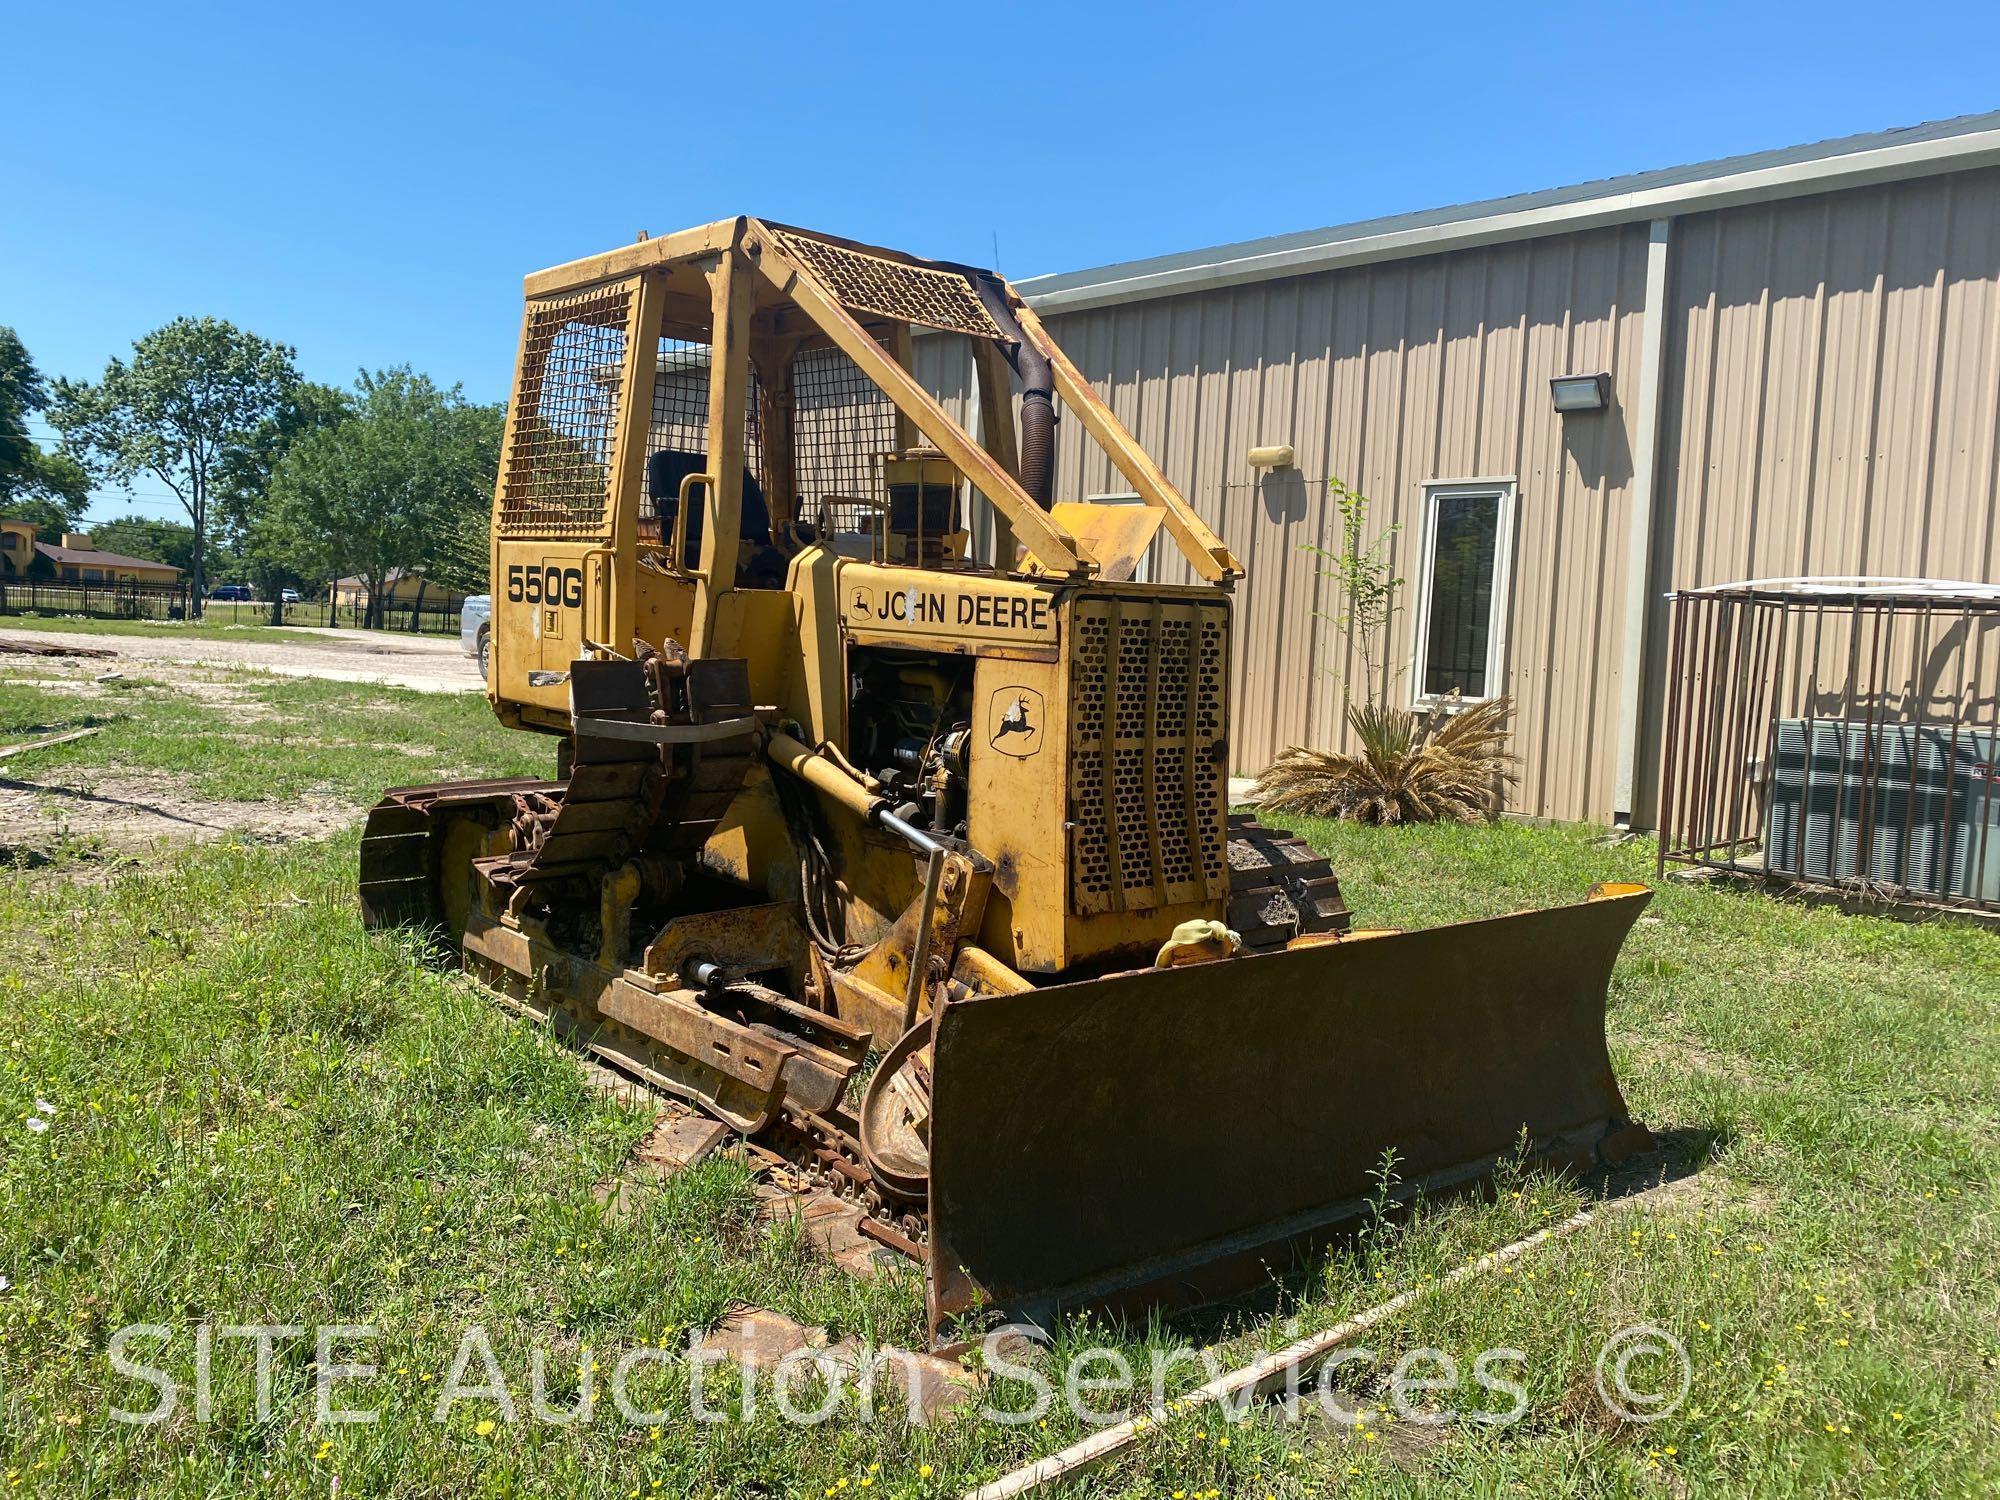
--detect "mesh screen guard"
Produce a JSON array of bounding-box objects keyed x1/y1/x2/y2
[
  {"x1": 498, "y1": 252, "x2": 992, "y2": 561},
  {"x1": 498, "y1": 285, "x2": 634, "y2": 539},
  {"x1": 777, "y1": 232, "x2": 1001, "y2": 339},
  {"x1": 643, "y1": 339, "x2": 764, "y2": 530},
  {"x1": 793, "y1": 346, "x2": 901, "y2": 541}
]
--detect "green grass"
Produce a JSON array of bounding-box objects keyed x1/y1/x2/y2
[
  {"x1": 1, "y1": 707, "x2": 1996, "y2": 1494},
  {"x1": 0, "y1": 670, "x2": 546, "y2": 807},
  {"x1": 0, "y1": 612, "x2": 324, "y2": 647}
]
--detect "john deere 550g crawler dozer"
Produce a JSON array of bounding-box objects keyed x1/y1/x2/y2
[{"x1": 361, "y1": 219, "x2": 1651, "y2": 1339}]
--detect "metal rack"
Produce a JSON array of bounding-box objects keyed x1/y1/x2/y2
[{"x1": 1656, "y1": 577, "x2": 2000, "y2": 912}]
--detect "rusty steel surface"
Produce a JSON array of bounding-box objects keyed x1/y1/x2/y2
[
  {"x1": 1656, "y1": 583, "x2": 2000, "y2": 914},
  {"x1": 925, "y1": 888, "x2": 1649, "y2": 1330},
  {"x1": 859, "y1": 1021, "x2": 934, "y2": 1203},
  {"x1": 358, "y1": 777, "x2": 559, "y2": 930}
]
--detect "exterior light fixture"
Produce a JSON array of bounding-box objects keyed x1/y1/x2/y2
[
  {"x1": 1247, "y1": 443, "x2": 1295, "y2": 469},
  {"x1": 1550, "y1": 373, "x2": 1610, "y2": 413}
]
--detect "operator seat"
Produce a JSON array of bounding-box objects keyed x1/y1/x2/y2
[{"x1": 646, "y1": 449, "x2": 785, "y2": 588}]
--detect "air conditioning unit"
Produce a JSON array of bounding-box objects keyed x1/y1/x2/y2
[{"x1": 1765, "y1": 720, "x2": 2000, "y2": 902}]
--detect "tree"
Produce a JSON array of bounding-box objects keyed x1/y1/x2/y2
[
  {"x1": 1304, "y1": 477, "x2": 1402, "y2": 701},
  {"x1": 88, "y1": 514, "x2": 199, "y2": 572},
  {"x1": 1, "y1": 495, "x2": 79, "y2": 537},
  {"x1": 214, "y1": 380, "x2": 352, "y2": 622},
  {"x1": 49, "y1": 317, "x2": 300, "y2": 610},
  {"x1": 268, "y1": 369, "x2": 500, "y2": 629},
  {"x1": 421, "y1": 402, "x2": 504, "y2": 596},
  {"x1": 0, "y1": 326, "x2": 91, "y2": 527},
  {"x1": 215, "y1": 379, "x2": 351, "y2": 519}
]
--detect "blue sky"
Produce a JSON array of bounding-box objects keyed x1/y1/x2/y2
[{"x1": 8, "y1": 1, "x2": 1998, "y2": 524}]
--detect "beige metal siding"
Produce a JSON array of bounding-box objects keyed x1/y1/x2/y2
[
  {"x1": 1040, "y1": 225, "x2": 1653, "y2": 822},
  {"x1": 910, "y1": 334, "x2": 974, "y2": 425},
  {"x1": 1638, "y1": 168, "x2": 2000, "y2": 824},
  {"x1": 1656, "y1": 168, "x2": 2000, "y2": 586},
  {"x1": 895, "y1": 161, "x2": 2000, "y2": 828}
]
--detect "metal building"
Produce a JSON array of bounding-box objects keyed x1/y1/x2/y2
[{"x1": 931, "y1": 112, "x2": 2000, "y2": 827}]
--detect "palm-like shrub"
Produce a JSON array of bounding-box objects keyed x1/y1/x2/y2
[{"x1": 1251, "y1": 696, "x2": 1516, "y2": 824}]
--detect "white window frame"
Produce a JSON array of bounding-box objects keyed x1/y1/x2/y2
[{"x1": 1408, "y1": 478, "x2": 1517, "y2": 708}]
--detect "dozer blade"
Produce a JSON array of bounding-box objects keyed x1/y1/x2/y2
[{"x1": 924, "y1": 886, "x2": 1651, "y2": 1335}]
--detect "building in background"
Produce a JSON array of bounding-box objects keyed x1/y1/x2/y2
[
  {"x1": 330, "y1": 570, "x2": 461, "y2": 612},
  {"x1": 0, "y1": 519, "x2": 182, "y2": 586},
  {"x1": 933, "y1": 111, "x2": 2000, "y2": 828}
]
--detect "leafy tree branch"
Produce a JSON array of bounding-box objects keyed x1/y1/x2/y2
[{"x1": 49, "y1": 317, "x2": 299, "y2": 609}]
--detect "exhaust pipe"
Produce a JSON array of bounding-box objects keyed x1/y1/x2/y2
[{"x1": 974, "y1": 275, "x2": 1055, "y2": 509}]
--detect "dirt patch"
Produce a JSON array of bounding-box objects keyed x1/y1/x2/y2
[
  {"x1": 1278, "y1": 1386, "x2": 1458, "y2": 1469},
  {"x1": 1611, "y1": 1029, "x2": 1765, "y2": 1091},
  {"x1": 4, "y1": 674, "x2": 116, "y2": 702},
  {"x1": 0, "y1": 625, "x2": 480, "y2": 694},
  {"x1": 340, "y1": 739, "x2": 448, "y2": 757},
  {"x1": 169, "y1": 674, "x2": 286, "y2": 720},
  {"x1": 0, "y1": 772, "x2": 360, "y2": 858}
]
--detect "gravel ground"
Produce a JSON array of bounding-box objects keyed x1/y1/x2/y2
[{"x1": 0, "y1": 624, "x2": 481, "y2": 693}]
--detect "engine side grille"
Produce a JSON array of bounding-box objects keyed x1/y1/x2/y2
[{"x1": 1069, "y1": 596, "x2": 1230, "y2": 915}]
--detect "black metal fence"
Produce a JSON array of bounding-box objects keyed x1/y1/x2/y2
[
  {"x1": 0, "y1": 578, "x2": 191, "y2": 620},
  {"x1": 201, "y1": 595, "x2": 468, "y2": 634},
  {"x1": 0, "y1": 579, "x2": 466, "y2": 635},
  {"x1": 1657, "y1": 578, "x2": 2000, "y2": 913}
]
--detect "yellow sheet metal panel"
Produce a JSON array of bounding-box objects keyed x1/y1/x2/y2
[
  {"x1": 839, "y1": 561, "x2": 1059, "y2": 652},
  {"x1": 492, "y1": 539, "x2": 599, "y2": 714},
  {"x1": 783, "y1": 546, "x2": 851, "y2": 742},
  {"x1": 967, "y1": 656, "x2": 1067, "y2": 971},
  {"x1": 1047, "y1": 500, "x2": 1166, "y2": 581},
  {"x1": 705, "y1": 587, "x2": 796, "y2": 710}
]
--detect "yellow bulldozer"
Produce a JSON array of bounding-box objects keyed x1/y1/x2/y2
[{"x1": 361, "y1": 218, "x2": 1652, "y2": 1340}]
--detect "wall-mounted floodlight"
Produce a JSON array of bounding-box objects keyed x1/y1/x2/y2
[
  {"x1": 1550, "y1": 373, "x2": 1610, "y2": 413},
  {"x1": 1248, "y1": 443, "x2": 1295, "y2": 469}
]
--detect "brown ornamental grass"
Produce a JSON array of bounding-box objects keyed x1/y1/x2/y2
[{"x1": 1251, "y1": 695, "x2": 1517, "y2": 824}]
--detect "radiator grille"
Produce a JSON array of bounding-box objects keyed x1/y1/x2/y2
[
  {"x1": 778, "y1": 232, "x2": 1001, "y2": 339},
  {"x1": 1069, "y1": 597, "x2": 1229, "y2": 914},
  {"x1": 498, "y1": 285, "x2": 634, "y2": 539}
]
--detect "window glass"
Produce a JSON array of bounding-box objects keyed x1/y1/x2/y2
[{"x1": 1422, "y1": 492, "x2": 1501, "y2": 698}]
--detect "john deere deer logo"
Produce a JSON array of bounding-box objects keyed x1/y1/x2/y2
[{"x1": 988, "y1": 687, "x2": 1044, "y2": 759}]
